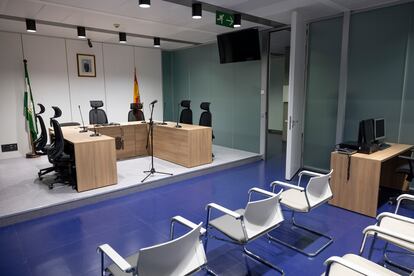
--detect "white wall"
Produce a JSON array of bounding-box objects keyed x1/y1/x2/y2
[
  {"x1": 0, "y1": 31, "x2": 163, "y2": 159},
  {"x1": 103, "y1": 44, "x2": 134, "y2": 123},
  {"x1": 0, "y1": 32, "x2": 25, "y2": 159},
  {"x1": 22, "y1": 35, "x2": 72, "y2": 123},
  {"x1": 134, "y1": 47, "x2": 163, "y2": 120}
]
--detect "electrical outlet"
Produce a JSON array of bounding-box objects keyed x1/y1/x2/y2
[{"x1": 1, "y1": 143, "x2": 18, "y2": 152}]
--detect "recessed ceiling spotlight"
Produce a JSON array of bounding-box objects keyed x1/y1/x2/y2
[
  {"x1": 77, "y1": 26, "x2": 86, "y2": 38},
  {"x1": 234, "y1": 14, "x2": 241, "y2": 28},
  {"x1": 153, "y1": 37, "x2": 160, "y2": 48},
  {"x1": 192, "y1": 3, "x2": 202, "y2": 19},
  {"x1": 138, "y1": 0, "x2": 151, "y2": 8},
  {"x1": 26, "y1": 19, "x2": 36, "y2": 32},
  {"x1": 119, "y1": 32, "x2": 127, "y2": 44}
]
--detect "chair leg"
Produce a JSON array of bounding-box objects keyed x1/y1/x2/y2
[
  {"x1": 267, "y1": 212, "x2": 333, "y2": 257},
  {"x1": 383, "y1": 242, "x2": 414, "y2": 272},
  {"x1": 203, "y1": 265, "x2": 218, "y2": 276},
  {"x1": 243, "y1": 246, "x2": 284, "y2": 275}
]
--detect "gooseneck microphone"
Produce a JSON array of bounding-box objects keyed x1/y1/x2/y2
[
  {"x1": 150, "y1": 100, "x2": 158, "y2": 105},
  {"x1": 78, "y1": 105, "x2": 88, "y2": 133},
  {"x1": 175, "y1": 103, "x2": 182, "y2": 128}
]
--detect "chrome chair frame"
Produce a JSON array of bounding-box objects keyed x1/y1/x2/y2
[
  {"x1": 324, "y1": 224, "x2": 414, "y2": 276},
  {"x1": 375, "y1": 194, "x2": 414, "y2": 272},
  {"x1": 205, "y1": 188, "x2": 285, "y2": 275},
  {"x1": 269, "y1": 170, "x2": 334, "y2": 257},
  {"x1": 97, "y1": 216, "x2": 215, "y2": 276}
]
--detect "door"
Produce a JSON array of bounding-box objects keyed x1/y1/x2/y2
[{"x1": 285, "y1": 11, "x2": 307, "y2": 180}]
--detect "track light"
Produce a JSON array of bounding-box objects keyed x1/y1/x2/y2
[
  {"x1": 77, "y1": 26, "x2": 86, "y2": 38},
  {"x1": 192, "y1": 3, "x2": 202, "y2": 19},
  {"x1": 138, "y1": 0, "x2": 150, "y2": 8},
  {"x1": 87, "y1": 38, "x2": 93, "y2": 48},
  {"x1": 26, "y1": 19, "x2": 36, "y2": 33},
  {"x1": 234, "y1": 14, "x2": 241, "y2": 28},
  {"x1": 119, "y1": 32, "x2": 127, "y2": 44},
  {"x1": 153, "y1": 37, "x2": 160, "y2": 48}
]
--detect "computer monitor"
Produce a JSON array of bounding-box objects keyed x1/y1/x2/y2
[{"x1": 374, "y1": 118, "x2": 386, "y2": 141}]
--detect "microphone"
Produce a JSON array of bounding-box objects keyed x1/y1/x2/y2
[
  {"x1": 175, "y1": 103, "x2": 182, "y2": 128},
  {"x1": 150, "y1": 100, "x2": 158, "y2": 105},
  {"x1": 78, "y1": 105, "x2": 87, "y2": 133}
]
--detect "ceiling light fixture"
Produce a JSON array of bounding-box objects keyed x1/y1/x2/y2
[
  {"x1": 119, "y1": 32, "x2": 127, "y2": 44},
  {"x1": 234, "y1": 14, "x2": 241, "y2": 28},
  {"x1": 192, "y1": 3, "x2": 202, "y2": 19},
  {"x1": 153, "y1": 37, "x2": 160, "y2": 48},
  {"x1": 138, "y1": 0, "x2": 151, "y2": 8},
  {"x1": 26, "y1": 19, "x2": 36, "y2": 33},
  {"x1": 77, "y1": 26, "x2": 86, "y2": 38}
]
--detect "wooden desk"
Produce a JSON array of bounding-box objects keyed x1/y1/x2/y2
[
  {"x1": 330, "y1": 143, "x2": 412, "y2": 217},
  {"x1": 90, "y1": 122, "x2": 148, "y2": 160},
  {"x1": 153, "y1": 122, "x2": 212, "y2": 167},
  {"x1": 60, "y1": 126, "x2": 118, "y2": 192},
  {"x1": 91, "y1": 121, "x2": 213, "y2": 168}
]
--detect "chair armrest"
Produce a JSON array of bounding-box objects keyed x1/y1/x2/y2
[
  {"x1": 270, "y1": 181, "x2": 304, "y2": 193},
  {"x1": 206, "y1": 203, "x2": 242, "y2": 220},
  {"x1": 398, "y1": 155, "x2": 414, "y2": 161},
  {"x1": 97, "y1": 244, "x2": 134, "y2": 273},
  {"x1": 397, "y1": 193, "x2": 414, "y2": 203},
  {"x1": 248, "y1": 187, "x2": 279, "y2": 198},
  {"x1": 299, "y1": 170, "x2": 324, "y2": 178},
  {"x1": 396, "y1": 194, "x2": 414, "y2": 214},
  {"x1": 363, "y1": 225, "x2": 414, "y2": 245},
  {"x1": 376, "y1": 212, "x2": 414, "y2": 225},
  {"x1": 324, "y1": 256, "x2": 375, "y2": 276},
  {"x1": 171, "y1": 216, "x2": 206, "y2": 236}
]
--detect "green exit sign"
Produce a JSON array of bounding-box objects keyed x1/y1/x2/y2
[{"x1": 216, "y1": 11, "x2": 234, "y2": 28}]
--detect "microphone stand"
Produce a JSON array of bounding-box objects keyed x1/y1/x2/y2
[
  {"x1": 160, "y1": 102, "x2": 167, "y2": 125},
  {"x1": 175, "y1": 103, "x2": 182, "y2": 128},
  {"x1": 141, "y1": 102, "x2": 173, "y2": 183},
  {"x1": 78, "y1": 105, "x2": 88, "y2": 133}
]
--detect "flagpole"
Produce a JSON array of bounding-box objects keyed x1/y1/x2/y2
[{"x1": 23, "y1": 59, "x2": 39, "y2": 159}]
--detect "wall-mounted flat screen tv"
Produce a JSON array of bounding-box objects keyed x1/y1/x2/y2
[{"x1": 217, "y1": 28, "x2": 261, "y2": 64}]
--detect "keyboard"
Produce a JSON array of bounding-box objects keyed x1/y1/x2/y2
[{"x1": 379, "y1": 143, "x2": 391, "y2": 150}]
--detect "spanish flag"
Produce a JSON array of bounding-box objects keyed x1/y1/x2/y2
[{"x1": 133, "y1": 67, "x2": 140, "y2": 103}]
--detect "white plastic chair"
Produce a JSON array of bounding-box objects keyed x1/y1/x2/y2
[
  {"x1": 270, "y1": 169, "x2": 334, "y2": 256},
  {"x1": 367, "y1": 194, "x2": 414, "y2": 272},
  {"x1": 323, "y1": 222, "x2": 414, "y2": 276},
  {"x1": 97, "y1": 216, "x2": 215, "y2": 276},
  {"x1": 205, "y1": 187, "x2": 285, "y2": 275}
]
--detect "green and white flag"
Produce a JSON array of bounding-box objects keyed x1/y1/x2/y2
[{"x1": 23, "y1": 59, "x2": 38, "y2": 143}]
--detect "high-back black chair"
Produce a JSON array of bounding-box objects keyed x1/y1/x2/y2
[
  {"x1": 89, "y1": 100, "x2": 108, "y2": 125},
  {"x1": 34, "y1": 103, "x2": 48, "y2": 154},
  {"x1": 199, "y1": 102, "x2": 215, "y2": 139},
  {"x1": 179, "y1": 100, "x2": 193, "y2": 124},
  {"x1": 128, "y1": 103, "x2": 145, "y2": 122},
  {"x1": 38, "y1": 106, "x2": 75, "y2": 189}
]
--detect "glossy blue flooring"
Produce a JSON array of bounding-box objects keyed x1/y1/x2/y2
[{"x1": 1, "y1": 136, "x2": 413, "y2": 276}]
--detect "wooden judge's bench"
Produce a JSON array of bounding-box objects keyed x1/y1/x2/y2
[{"x1": 58, "y1": 121, "x2": 212, "y2": 192}]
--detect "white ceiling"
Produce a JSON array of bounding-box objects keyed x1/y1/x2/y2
[{"x1": 0, "y1": 0, "x2": 407, "y2": 50}]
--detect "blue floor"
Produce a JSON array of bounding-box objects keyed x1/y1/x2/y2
[{"x1": 1, "y1": 136, "x2": 413, "y2": 276}]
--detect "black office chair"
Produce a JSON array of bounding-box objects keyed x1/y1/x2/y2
[
  {"x1": 33, "y1": 103, "x2": 48, "y2": 155},
  {"x1": 179, "y1": 100, "x2": 193, "y2": 124},
  {"x1": 199, "y1": 102, "x2": 215, "y2": 158},
  {"x1": 389, "y1": 150, "x2": 414, "y2": 204},
  {"x1": 199, "y1": 102, "x2": 215, "y2": 139},
  {"x1": 128, "y1": 103, "x2": 145, "y2": 122},
  {"x1": 38, "y1": 106, "x2": 75, "y2": 189},
  {"x1": 89, "y1": 100, "x2": 108, "y2": 125}
]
